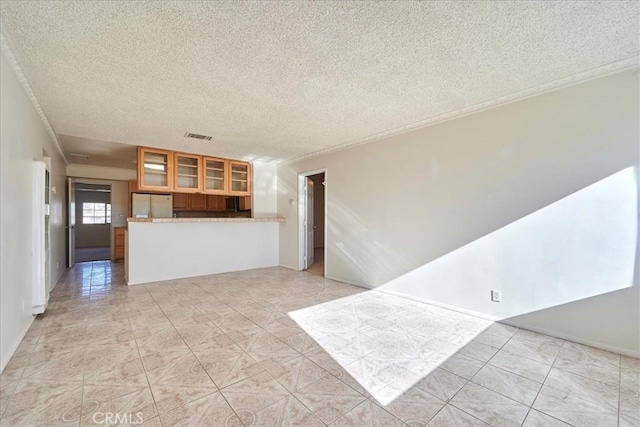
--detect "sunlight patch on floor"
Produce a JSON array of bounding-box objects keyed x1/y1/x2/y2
[{"x1": 289, "y1": 291, "x2": 496, "y2": 406}]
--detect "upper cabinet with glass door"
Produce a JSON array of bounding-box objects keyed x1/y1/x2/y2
[
  {"x1": 174, "y1": 153, "x2": 202, "y2": 193},
  {"x1": 228, "y1": 161, "x2": 251, "y2": 196},
  {"x1": 202, "y1": 157, "x2": 228, "y2": 194},
  {"x1": 137, "y1": 147, "x2": 173, "y2": 191}
]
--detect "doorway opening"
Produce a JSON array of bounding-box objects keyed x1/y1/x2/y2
[
  {"x1": 70, "y1": 182, "x2": 112, "y2": 264},
  {"x1": 298, "y1": 169, "x2": 326, "y2": 276}
]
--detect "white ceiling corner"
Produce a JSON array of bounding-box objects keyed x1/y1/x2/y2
[
  {"x1": 0, "y1": 1, "x2": 638, "y2": 165},
  {"x1": 0, "y1": 32, "x2": 68, "y2": 165}
]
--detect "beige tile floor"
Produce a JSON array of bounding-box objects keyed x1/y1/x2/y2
[{"x1": 0, "y1": 261, "x2": 638, "y2": 426}]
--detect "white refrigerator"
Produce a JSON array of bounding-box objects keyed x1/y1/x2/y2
[{"x1": 132, "y1": 193, "x2": 173, "y2": 218}]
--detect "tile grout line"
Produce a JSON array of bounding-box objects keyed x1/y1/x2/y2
[
  {"x1": 446, "y1": 324, "x2": 521, "y2": 427},
  {"x1": 148, "y1": 282, "x2": 249, "y2": 427},
  {"x1": 617, "y1": 353, "x2": 621, "y2": 427},
  {"x1": 520, "y1": 339, "x2": 574, "y2": 427},
  {"x1": 123, "y1": 283, "x2": 164, "y2": 426}
]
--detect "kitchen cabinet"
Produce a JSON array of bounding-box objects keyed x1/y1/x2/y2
[
  {"x1": 173, "y1": 193, "x2": 188, "y2": 211},
  {"x1": 188, "y1": 193, "x2": 208, "y2": 211},
  {"x1": 174, "y1": 153, "x2": 202, "y2": 193},
  {"x1": 114, "y1": 227, "x2": 126, "y2": 261},
  {"x1": 207, "y1": 195, "x2": 225, "y2": 212},
  {"x1": 136, "y1": 146, "x2": 252, "y2": 199},
  {"x1": 239, "y1": 196, "x2": 251, "y2": 211},
  {"x1": 203, "y1": 157, "x2": 228, "y2": 194},
  {"x1": 229, "y1": 161, "x2": 251, "y2": 196},
  {"x1": 137, "y1": 147, "x2": 173, "y2": 191}
]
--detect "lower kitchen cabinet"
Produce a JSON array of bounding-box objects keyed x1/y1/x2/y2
[
  {"x1": 173, "y1": 193, "x2": 188, "y2": 211},
  {"x1": 114, "y1": 227, "x2": 126, "y2": 261},
  {"x1": 189, "y1": 194, "x2": 208, "y2": 211}
]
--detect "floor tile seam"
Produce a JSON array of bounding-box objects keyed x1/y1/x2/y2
[
  {"x1": 191, "y1": 345, "x2": 266, "y2": 391},
  {"x1": 490, "y1": 343, "x2": 557, "y2": 371},
  {"x1": 530, "y1": 407, "x2": 580, "y2": 427},
  {"x1": 302, "y1": 355, "x2": 366, "y2": 399},
  {"x1": 545, "y1": 351, "x2": 621, "y2": 410},
  {"x1": 465, "y1": 373, "x2": 541, "y2": 408},
  {"x1": 427, "y1": 401, "x2": 489, "y2": 427},
  {"x1": 444, "y1": 326, "x2": 523, "y2": 426},
  {"x1": 550, "y1": 362, "x2": 622, "y2": 387},
  {"x1": 359, "y1": 397, "x2": 411, "y2": 427},
  {"x1": 617, "y1": 355, "x2": 622, "y2": 427},
  {"x1": 523, "y1": 338, "x2": 570, "y2": 427},
  {"x1": 288, "y1": 385, "x2": 363, "y2": 426},
  {"x1": 154, "y1": 389, "x2": 219, "y2": 421},
  {"x1": 281, "y1": 391, "x2": 328, "y2": 426},
  {"x1": 216, "y1": 372, "x2": 288, "y2": 427},
  {"x1": 122, "y1": 303, "x2": 162, "y2": 422},
  {"x1": 473, "y1": 360, "x2": 545, "y2": 388}
]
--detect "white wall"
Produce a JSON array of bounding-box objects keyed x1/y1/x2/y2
[
  {"x1": 252, "y1": 161, "x2": 278, "y2": 217},
  {"x1": 278, "y1": 70, "x2": 640, "y2": 355},
  {"x1": 67, "y1": 164, "x2": 136, "y2": 181},
  {"x1": 0, "y1": 51, "x2": 67, "y2": 371},
  {"x1": 127, "y1": 221, "x2": 280, "y2": 285}
]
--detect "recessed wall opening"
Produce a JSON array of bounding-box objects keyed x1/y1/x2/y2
[
  {"x1": 70, "y1": 181, "x2": 112, "y2": 263},
  {"x1": 298, "y1": 169, "x2": 327, "y2": 276}
]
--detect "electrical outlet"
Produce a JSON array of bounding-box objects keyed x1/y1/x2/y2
[
  {"x1": 491, "y1": 290, "x2": 502, "y2": 302},
  {"x1": 56, "y1": 261, "x2": 59, "y2": 269}
]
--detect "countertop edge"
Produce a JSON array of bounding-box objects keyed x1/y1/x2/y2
[{"x1": 127, "y1": 217, "x2": 285, "y2": 223}]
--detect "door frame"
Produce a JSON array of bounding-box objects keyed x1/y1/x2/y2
[
  {"x1": 297, "y1": 168, "x2": 327, "y2": 275},
  {"x1": 68, "y1": 178, "x2": 114, "y2": 265}
]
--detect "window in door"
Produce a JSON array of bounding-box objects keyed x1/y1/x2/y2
[{"x1": 82, "y1": 203, "x2": 111, "y2": 224}]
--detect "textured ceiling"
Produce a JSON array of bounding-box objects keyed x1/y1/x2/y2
[
  {"x1": 1, "y1": 1, "x2": 638, "y2": 163},
  {"x1": 59, "y1": 135, "x2": 137, "y2": 170}
]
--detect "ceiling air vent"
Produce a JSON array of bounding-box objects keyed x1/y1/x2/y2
[{"x1": 184, "y1": 132, "x2": 213, "y2": 141}]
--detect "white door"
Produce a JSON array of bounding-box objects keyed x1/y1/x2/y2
[
  {"x1": 304, "y1": 177, "x2": 315, "y2": 269},
  {"x1": 67, "y1": 178, "x2": 76, "y2": 268}
]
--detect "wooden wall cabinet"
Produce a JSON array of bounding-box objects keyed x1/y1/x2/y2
[
  {"x1": 228, "y1": 161, "x2": 251, "y2": 196},
  {"x1": 137, "y1": 147, "x2": 173, "y2": 191},
  {"x1": 136, "y1": 147, "x2": 252, "y2": 210},
  {"x1": 174, "y1": 153, "x2": 203, "y2": 193},
  {"x1": 203, "y1": 157, "x2": 228, "y2": 194}
]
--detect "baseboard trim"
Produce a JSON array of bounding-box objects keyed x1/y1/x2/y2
[
  {"x1": 1, "y1": 316, "x2": 34, "y2": 373},
  {"x1": 320, "y1": 278, "x2": 640, "y2": 358},
  {"x1": 500, "y1": 320, "x2": 640, "y2": 358},
  {"x1": 375, "y1": 287, "x2": 502, "y2": 322},
  {"x1": 279, "y1": 264, "x2": 299, "y2": 271}
]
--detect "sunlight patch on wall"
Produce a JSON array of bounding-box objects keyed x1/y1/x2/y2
[{"x1": 382, "y1": 166, "x2": 638, "y2": 318}]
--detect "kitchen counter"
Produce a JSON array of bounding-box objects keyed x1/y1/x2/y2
[
  {"x1": 125, "y1": 218, "x2": 281, "y2": 285},
  {"x1": 127, "y1": 217, "x2": 284, "y2": 223}
]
